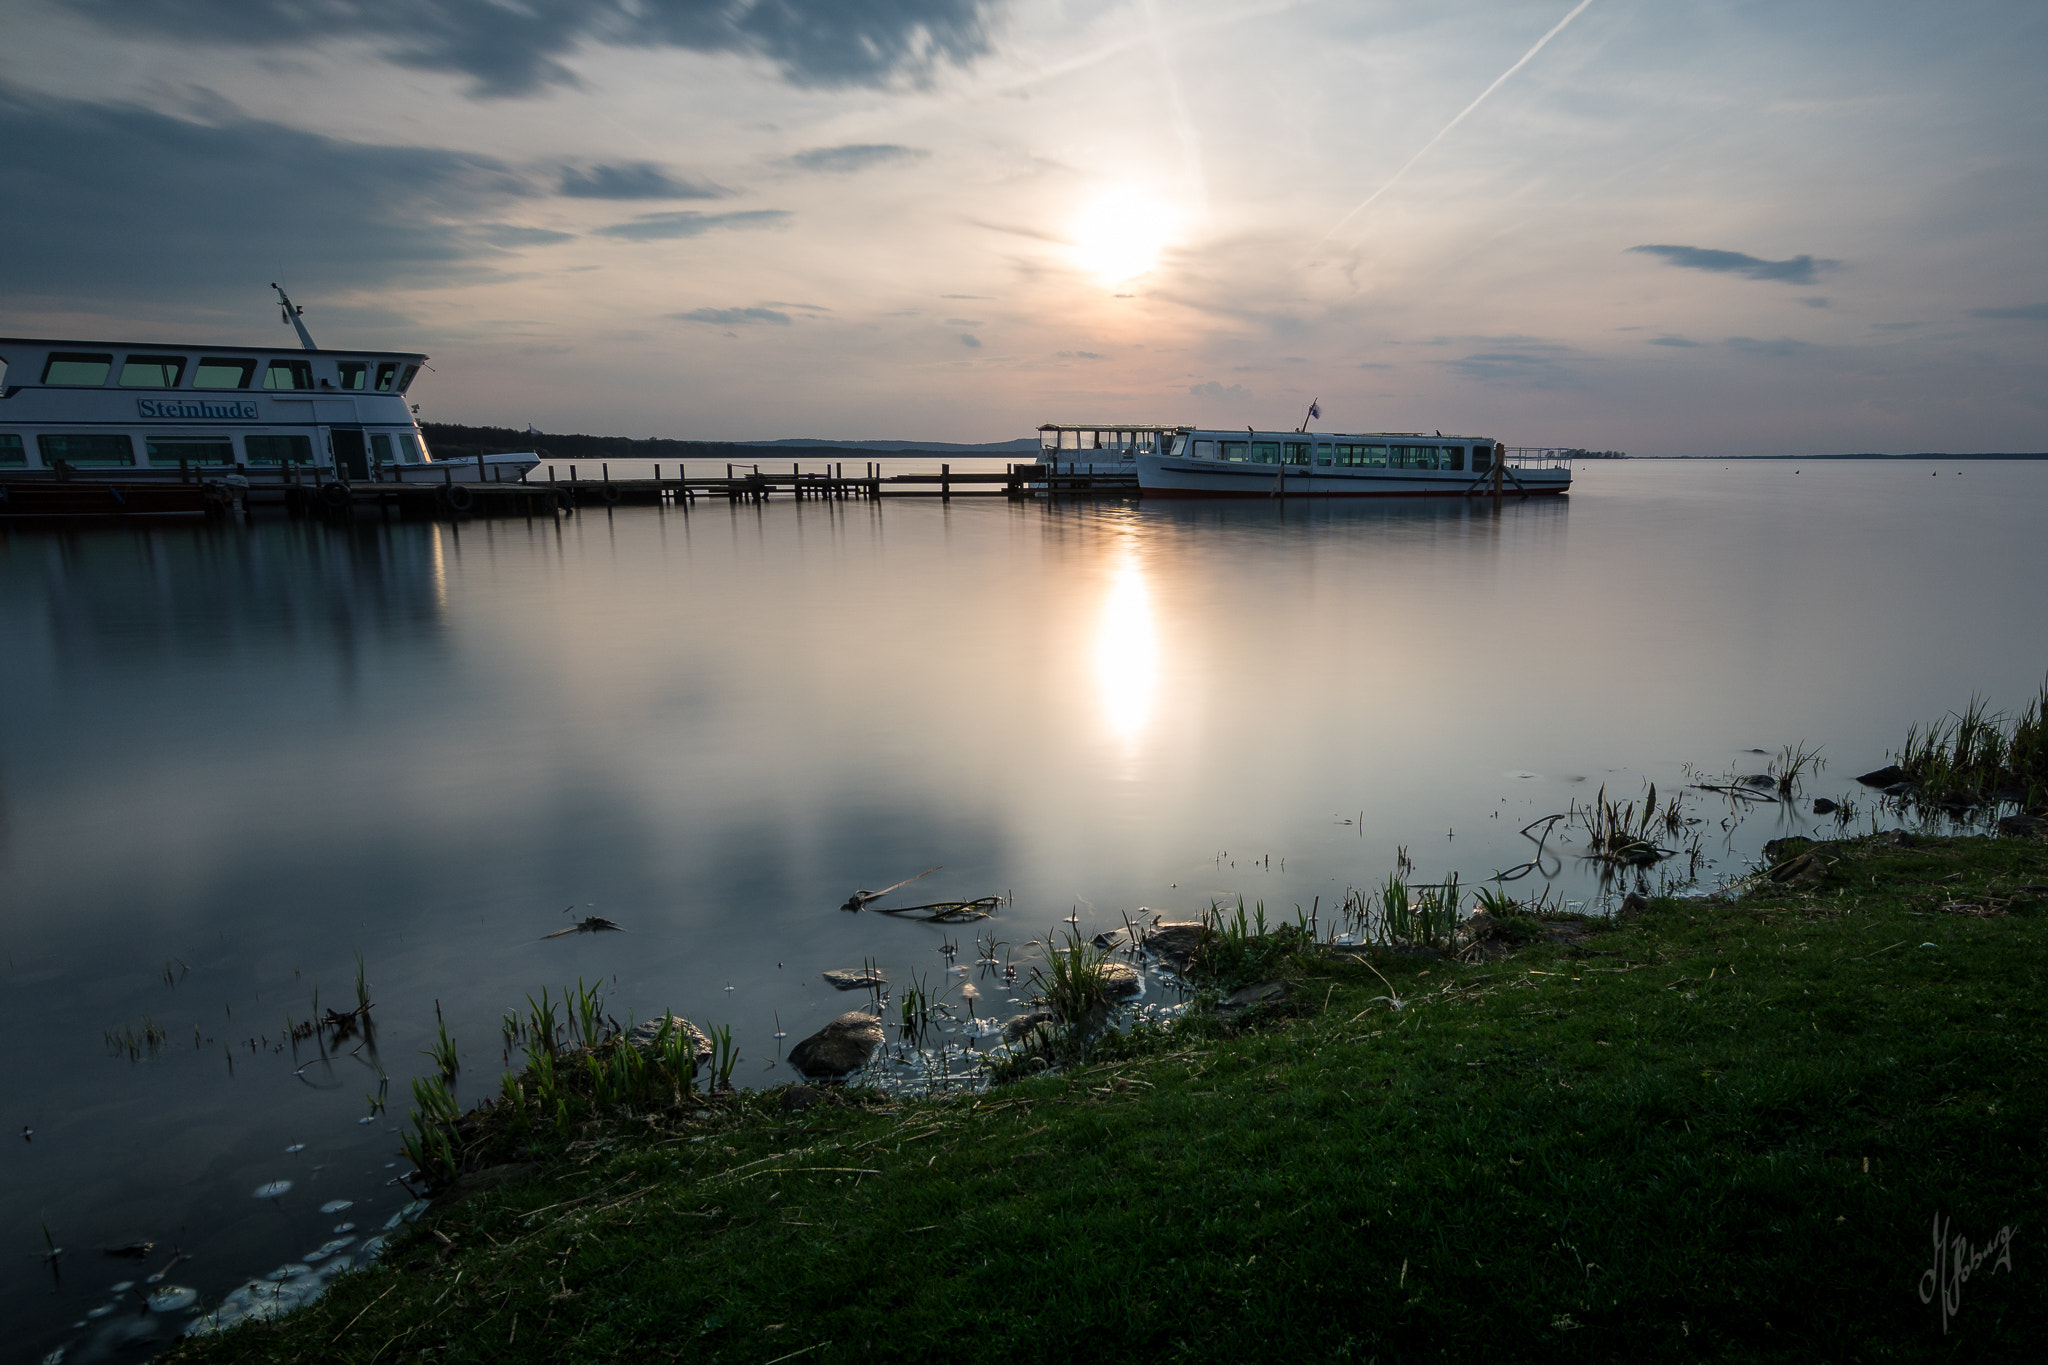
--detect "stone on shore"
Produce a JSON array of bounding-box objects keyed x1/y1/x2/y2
[
  {"x1": 1212, "y1": 981, "x2": 1288, "y2": 1015},
  {"x1": 626, "y1": 1016, "x2": 713, "y2": 1068},
  {"x1": 787, "y1": 1012, "x2": 884, "y2": 1079},
  {"x1": 1142, "y1": 920, "x2": 1212, "y2": 971},
  {"x1": 1002, "y1": 1010, "x2": 1055, "y2": 1043},
  {"x1": 821, "y1": 967, "x2": 886, "y2": 991}
]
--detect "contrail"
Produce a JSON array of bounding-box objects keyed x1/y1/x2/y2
[
  {"x1": 1139, "y1": 0, "x2": 1208, "y2": 207},
  {"x1": 1326, "y1": 0, "x2": 1596, "y2": 237}
]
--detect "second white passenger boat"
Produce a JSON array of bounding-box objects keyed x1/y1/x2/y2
[{"x1": 1038, "y1": 423, "x2": 1572, "y2": 498}]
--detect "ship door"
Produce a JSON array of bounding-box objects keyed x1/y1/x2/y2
[{"x1": 332, "y1": 426, "x2": 369, "y2": 480}]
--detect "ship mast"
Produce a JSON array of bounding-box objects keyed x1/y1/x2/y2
[{"x1": 271, "y1": 283, "x2": 318, "y2": 350}]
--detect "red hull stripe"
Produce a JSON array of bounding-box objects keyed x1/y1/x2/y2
[{"x1": 1138, "y1": 486, "x2": 1569, "y2": 499}]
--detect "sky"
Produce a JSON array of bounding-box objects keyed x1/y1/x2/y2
[{"x1": 0, "y1": 0, "x2": 2043, "y2": 455}]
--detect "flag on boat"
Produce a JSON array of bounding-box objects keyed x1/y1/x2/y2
[{"x1": 1308, "y1": 401, "x2": 1321, "y2": 420}]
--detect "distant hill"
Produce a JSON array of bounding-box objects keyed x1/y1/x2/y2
[
  {"x1": 420, "y1": 423, "x2": 1034, "y2": 462},
  {"x1": 744, "y1": 437, "x2": 1040, "y2": 453}
]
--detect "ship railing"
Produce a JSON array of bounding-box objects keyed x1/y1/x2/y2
[{"x1": 1503, "y1": 447, "x2": 1577, "y2": 470}]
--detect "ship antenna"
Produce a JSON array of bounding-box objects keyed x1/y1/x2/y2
[{"x1": 271, "y1": 283, "x2": 319, "y2": 351}]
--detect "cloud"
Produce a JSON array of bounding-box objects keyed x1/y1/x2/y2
[
  {"x1": 475, "y1": 224, "x2": 575, "y2": 246},
  {"x1": 1189, "y1": 381, "x2": 1249, "y2": 401},
  {"x1": 1057, "y1": 351, "x2": 1104, "y2": 360},
  {"x1": 672, "y1": 307, "x2": 791, "y2": 326},
  {"x1": 70, "y1": 1, "x2": 1000, "y2": 99},
  {"x1": 1649, "y1": 334, "x2": 1703, "y2": 347},
  {"x1": 1967, "y1": 303, "x2": 2048, "y2": 320},
  {"x1": 0, "y1": 88, "x2": 532, "y2": 302},
  {"x1": 1725, "y1": 336, "x2": 1812, "y2": 357},
  {"x1": 1800, "y1": 296, "x2": 1830, "y2": 308},
  {"x1": 960, "y1": 334, "x2": 981, "y2": 348},
  {"x1": 1443, "y1": 352, "x2": 1580, "y2": 388},
  {"x1": 558, "y1": 162, "x2": 724, "y2": 200},
  {"x1": 787, "y1": 143, "x2": 930, "y2": 174},
  {"x1": 1628, "y1": 244, "x2": 1838, "y2": 285},
  {"x1": 593, "y1": 209, "x2": 791, "y2": 241}
]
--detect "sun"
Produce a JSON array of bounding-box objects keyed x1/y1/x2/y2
[{"x1": 1069, "y1": 189, "x2": 1175, "y2": 285}]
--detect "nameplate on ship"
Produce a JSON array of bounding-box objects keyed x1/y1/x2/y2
[{"x1": 137, "y1": 398, "x2": 261, "y2": 420}]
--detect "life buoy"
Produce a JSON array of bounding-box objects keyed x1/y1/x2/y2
[
  {"x1": 442, "y1": 483, "x2": 475, "y2": 513},
  {"x1": 319, "y1": 481, "x2": 351, "y2": 509},
  {"x1": 599, "y1": 481, "x2": 622, "y2": 505}
]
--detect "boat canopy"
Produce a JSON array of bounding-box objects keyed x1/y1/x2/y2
[{"x1": 0, "y1": 338, "x2": 428, "y2": 397}]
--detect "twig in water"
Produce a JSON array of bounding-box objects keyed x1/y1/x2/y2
[
  {"x1": 841, "y1": 866, "x2": 941, "y2": 913},
  {"x1": 541, "y1": 916, "x2": 624, "y2": 940}
]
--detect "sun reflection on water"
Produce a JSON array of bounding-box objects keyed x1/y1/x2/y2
[{"x1": 1095, "y1": 547, "x2": 1159, "y2": 744}]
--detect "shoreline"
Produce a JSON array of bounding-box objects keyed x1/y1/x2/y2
[{"x1": 167, "y1": 826, "x2": 2048, "y2": 1362}]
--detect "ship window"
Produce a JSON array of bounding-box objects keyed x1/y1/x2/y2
[
  {"x1": 371, "y1": 433, "x2": 394, "y2": 463},
  {"x1": 120, "y1": 355, "x2": 187, "y2": 388},
  {"x1": 338, "y1": 362, "x2": 368, "y2": 391},
  {"x1": 397, "y1": 364, "x2": 420, "y2": 392},
  {"x1": 0, "y1": 433, "x2": 24, "y2": 464},
  {"x1": 1220, "y1": 441, "x2": 1248, "y2": 462},
  {"x1": 264, "y1": 359, "x2": 314, "y2": 390},
  {"x1": 1445, "y1": 445, "x2": 1465, "y2": 471},
  {"x1": 1313, "y1": 443, "x2": 1331, "y2": 466},
  {"x1": 1251, "y1": 441, "x2": 1280, "y2": 463},
  {"x1": 375, "y1": 362, "x2": 399, "y2": 392},
  {"x1": 1473, "y1": 444, "x2": 1494, "y2": 472},
  {"x1": 193, "y1": 357, "x2": 257, "y2": 389},
  {"x1": 244, "y1": 434, "x2": 313, "y2": 465},
  {"x1": 408, "y1": 434, "x2": 429, "y2": 463},
  {"x1": 42, "y1": 352, "x2": 113, "y2": 386},
  {"x1": 38, "y1": 433, "x2": 134, "y2": 465},
  {"x1": 147, "y1": 437, "x2": 234, "y2": 466},
  {"x1": 1335, "y1": 443, "x2": 1387, "y2": 467},
  {"x1": 1391, "y1": 444, "x2": 1431, "y2": 470},
  {"x1": 1192, "y1": 439, "x2": 1215, "y2": 459},
  {"x1": 1284, "y1": 442, "x2": 1310, "y2": 464}
]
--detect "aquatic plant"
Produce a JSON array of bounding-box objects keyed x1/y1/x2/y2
[
  {"x1": 422, "y1": 1015, "x2": 459, "y2": 1085},
  {"x1": 1772, "y1": 741, "x2": 1825, "y2": 799},
  {"x1": 707, "y1": 1024, "x2": 738, "y2": 1092},
  {"x1": 1028, "y1": 930, "x2": 1113, "y2": 1026},
  {"x1": 401, "y1": 1075, "x2": 461, "y2": 1183},
  {"x1": 1576, "y1": 784, "x2": 1681, "y2": 865},
  {"x1": 1891, "y1": 680, "x2": 2048, "y2": 811}
]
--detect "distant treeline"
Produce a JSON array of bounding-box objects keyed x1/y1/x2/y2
[{"x1": 420, "y1": 422, "x2": 1026, "y2": 464}]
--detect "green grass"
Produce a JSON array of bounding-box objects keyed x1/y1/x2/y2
[{"x1": 171, "y1": 832, "x2": 2048, "y2": 1363}]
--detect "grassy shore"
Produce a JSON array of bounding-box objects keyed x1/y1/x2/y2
[{"x1": 170, "y1": 831, "x2": 2046, "y2": 1363}]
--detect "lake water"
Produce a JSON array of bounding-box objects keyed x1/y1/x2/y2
[{"x1": 5, "y1": 459, "x2": 2046, "y2": 1361}]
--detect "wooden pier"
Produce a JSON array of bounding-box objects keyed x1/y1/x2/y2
[{"x1": 289, "y1": 461, "x2": 1136, "y2": 520}]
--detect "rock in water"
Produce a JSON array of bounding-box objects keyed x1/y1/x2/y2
[
  {"x1": 787, "y1": 1012, "x2": 883, "y2": 1079},
  {"x1": 1997, "y1": 813, "x2": 2043, "y2": 838},
  {"x1": 627, "y1": 1016, "x2": 714, "y2": 1068},
  {"x1": 821, "y1": 967, "x2": 886, "y2": 991},
  {"x1": 1098, "y1": 961, "x2": 1142, "y2": 999},
  {"x1": 1856, "y1": 765, "x2": 1907, "y2": 788},
  {"x1": 1811, "y1": 797, "x2": 1838, "y2": 814},
  {"x1": 1142, "y1": 920, "x2": 1212, "y2": 971}
]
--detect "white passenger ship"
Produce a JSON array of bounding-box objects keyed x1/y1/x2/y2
[
  {"x1": 1039, "y1": 424, "x2": 1572, "y2": 498},
  {"x1": 0, "y1": 288, "x2": 536, "y2": 489}
]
